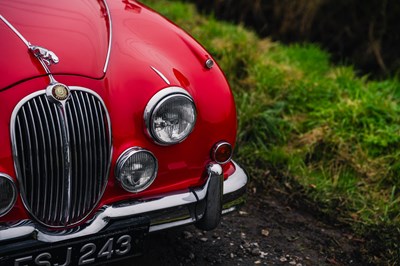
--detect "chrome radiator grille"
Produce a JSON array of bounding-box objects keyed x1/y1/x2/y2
[{"x1": 11, "y1": 88, "x2": 111, "y2": 227}]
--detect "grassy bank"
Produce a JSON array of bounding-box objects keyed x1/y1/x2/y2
[{"x1": 141, "y1": 0, "x2": 400, "y2": 263}]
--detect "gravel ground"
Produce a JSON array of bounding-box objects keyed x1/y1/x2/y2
[{"x1": 109, "y1": 189, "x2": 365, "y2": 266}]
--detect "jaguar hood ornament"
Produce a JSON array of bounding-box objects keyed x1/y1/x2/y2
[
  {"x1": 0, "y1": 14, "x2": 58, "y2": 79},
  {"x1": 0, "y1": 13, "x2": 71, "y2": 104},
  {"x1": 0, "y1": 0, "x2": 111, "y2": 90},
  {"x1": 29, "y1": 45, "x2": 59, "y2": 66}
]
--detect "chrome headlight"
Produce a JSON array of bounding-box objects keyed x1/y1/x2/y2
[
  {"x1": 0, "y1": 173, "x2": 17, "y2": 217},
  {"x1": 144, "y1": 87, "x2": 196, "y2": 145},
  {"x1": 115, "y1": 147, "x2": 158, "y2": 193}
]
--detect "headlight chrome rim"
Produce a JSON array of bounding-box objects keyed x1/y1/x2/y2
[
  {"x1": 115, "y1": 147, "x2": 158, "y2": 193},
  {"x1": 144, "y1": 87, "x2": 197, "y2": 145},
  {"x1": 0, "y1": 173, "x2": 17, "y2": 217}
]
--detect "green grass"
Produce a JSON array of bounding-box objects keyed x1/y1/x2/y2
[{"x1": 140, "y1": 0, "x2": 400, "y2": 263}]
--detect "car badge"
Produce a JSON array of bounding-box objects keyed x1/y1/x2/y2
[
  {"x1": 52, "y1": 84, "x2": 70, "y2": 101},
  {"x1": 46, "y1": 83, "x2": 70, "y2": 103}
]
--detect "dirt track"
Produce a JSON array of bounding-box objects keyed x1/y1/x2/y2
[{"x1": 110, "y1": 188, "x2": 365, "y2": 266}]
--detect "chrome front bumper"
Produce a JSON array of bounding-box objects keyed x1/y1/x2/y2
[{"x1": 0, "y1": 161, "x2": 247, "y2": 244}]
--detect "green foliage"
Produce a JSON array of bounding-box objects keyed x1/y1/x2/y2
[{"x1": 141, "y1": 0, "x2": 400, "y2": 263}]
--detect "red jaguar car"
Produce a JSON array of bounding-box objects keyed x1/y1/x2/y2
[{"x1": 0, "y1": 0, "x2": 247, "y2": 265}]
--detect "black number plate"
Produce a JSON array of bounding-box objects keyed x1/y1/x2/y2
[{"x1": 2, "y1": 222, "x2": 148, "y2": 266}]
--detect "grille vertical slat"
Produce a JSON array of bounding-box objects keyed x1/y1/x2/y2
[
  {"x1": 85, "y1": 94, "x2": 97, "y2": 206},
  {"x1": 97, "y1": 101, "x2": 109, "y2": 196},
  {"x1": 37, "y1": 96, "x2": 54, "y2": 224},
  {"x1": 15, "y1": 117, "x2": 25, "y2": 189},
  {"x1": 70, "y1": 96, "x2": 84, "y2": 220},
  {"x1": 31, "y1": 98, "x2": 47, "y2": 221},
  {"x1": 79, "y1": 92, "x2": 93, "y2": 213},
  {"x1": 74, "y1": 92, "x2": 90, "y2": 215},
  {"x1": 66, "y1": 103, "x2": 77, "y2": 221},
  {"x1": 44, "y1": 99, "x2": 62, "y2": 223},
  {"x1": 20, "y1": 108, "x2": 35, "y2": 210},
  {"x1": 40, "y1": 97, "x2": 59, "y2": 222},
  {"x1": 53, "y1": 103, "x2": 65, "y2": 224},
  {"x1": 92, "y1": 97, "x2": 103, "y2": 201},
  {"x1": 12, "y1": 89, "x2": 111, "y2": 227},
  {"x1": 77, "y1": 95, "x2": 86, "y2": 219},
  {"x1": 67, "y1": 100, "x2": 79, "y2": 219},
  {"x1": 89, "y1": 96, "x2": 97, "y2": 204},
  {"x1": 26, "y1": 102, "x2": 42, "y2": 217}
]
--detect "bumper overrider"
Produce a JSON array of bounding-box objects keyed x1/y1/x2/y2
[{"x1": 0, "y1": 161, "x2": 247, "y2": 262}]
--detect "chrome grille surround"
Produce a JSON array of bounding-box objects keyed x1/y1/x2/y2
[{"x1": 10, "y1": 87, "x2": 112, "y2": 228}]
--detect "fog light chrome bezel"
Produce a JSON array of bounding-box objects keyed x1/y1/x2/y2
[
  {"x1": 0, "y1": 173, "x2": 17, "y2": 217},
  {"x1": 115, "y1": 147, "x2": 158, "y2": 193}
]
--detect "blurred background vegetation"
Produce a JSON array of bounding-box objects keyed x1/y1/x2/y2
[
  {"x1": 188, "y1": 0, "x2": 400, "y2": 78},
  {"x1": 141, "y1": 0, "x2": 400, "y2": 264}
]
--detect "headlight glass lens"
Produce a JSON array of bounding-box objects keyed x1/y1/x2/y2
[
  {"x1": 150, "y1": 94, "x2": 196, "y2": 145},
  {"x1": 0, "y1": 174, "x2": 17, "y2": 216},
  {"x1": 116, "y1": 148, "x2": 158, "y2": 193}
]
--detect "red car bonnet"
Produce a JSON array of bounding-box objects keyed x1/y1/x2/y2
[{"x1": 0, "y1": 0, "x2": 109, "y2": 90}]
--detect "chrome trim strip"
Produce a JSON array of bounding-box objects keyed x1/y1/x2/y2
[
  {"x1": 149, "y1": 217, "x2": 195, "y2": 233},
  {"x1": 36, "y1": 97, "x2": 49, "y2": 222},
  {"x1": 102, "y1": 0, "x2": 112, "y2": 73},
  {"x1": 66, "y1": 98, "x2": 78, "y2": 220},
  {"x1": 0, "y1": 173, "x2": 17, "y2": 217},
  {"x1": 150, "y1": 66, "x2": 171, "y2": 85},
  {"x1": 59, "y1": 96, "x2": 72, "y2": 225},
  {"x1": 0, "y1": 14, "x2": 30, "y2": 47},
  {"x1": 0, "y1": 161, "x2": 247, "y2": 243},
  {"x1": 0, "y1": 225, "x2": 35, "y2": 241},
  {"x1": 52, "y1": 101, "x2": 64, "y2": 222}
]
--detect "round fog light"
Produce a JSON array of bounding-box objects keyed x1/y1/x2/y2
[
  {"x1": 0, "y1": 174, "x2": 17, "y2": 217},
  {"x1": 116, "y1": 147, "x2": 158, "y2": 193},
  {"x1": 212, "y1": 142, "x2": 233, "y2": 164}
]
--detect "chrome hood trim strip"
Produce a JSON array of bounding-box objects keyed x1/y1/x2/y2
[
  {"x1": 102, "y1": 0, "x2": 112, "y2": 73},
  {"x1": 0, "y1": 14, "x2": 30, "y2": 47},
  {"x1": 150, "y1": 66, "x2": 171, "y2": 85}
]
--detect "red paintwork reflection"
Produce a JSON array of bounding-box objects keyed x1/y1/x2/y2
[{"x1": 0, "y1": 0, "x2": 109, "y2": 90}]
